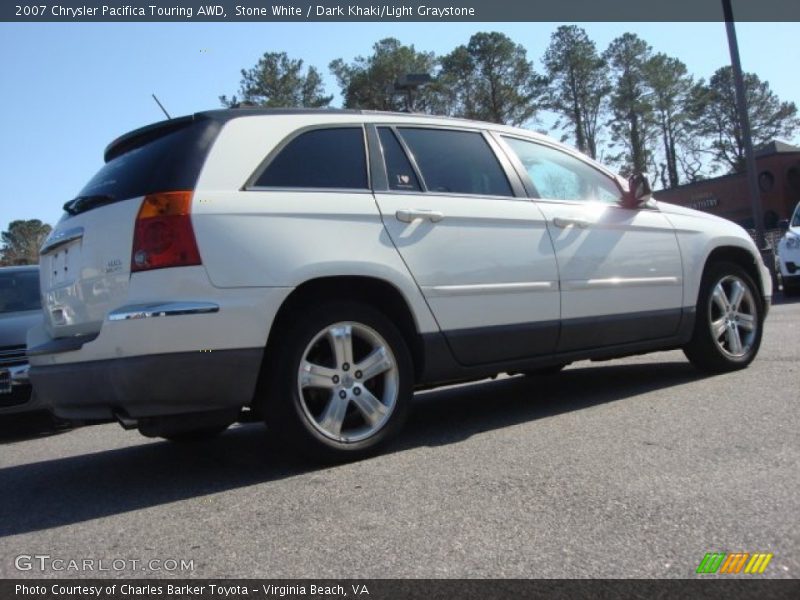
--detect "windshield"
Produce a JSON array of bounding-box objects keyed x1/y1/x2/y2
[
  {"x1": 0, "y1": 270, "x2": 41, "y2": 314},
  {"x1": 792, "y1": 204, "x2": 800, "y2": 227}
]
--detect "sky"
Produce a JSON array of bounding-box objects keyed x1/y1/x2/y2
[{"x1": 1, "y1": 21, "x2": 799, "y2": 228}]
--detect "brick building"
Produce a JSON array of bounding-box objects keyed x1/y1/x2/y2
[{"x1": 654, "y1": 141, "x2": 800, "y2": 229}]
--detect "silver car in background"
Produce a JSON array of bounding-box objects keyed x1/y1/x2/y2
[{"x1": 0, "y1": 265, "x2": 45, "y2": 416}]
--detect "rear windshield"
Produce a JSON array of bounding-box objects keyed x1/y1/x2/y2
[
  {"x1": 0, "y1": 270, "x2": 40, "y2": 314},
  {"x1": 74, "y1": 118, "x2": 221, "y2": 212}
]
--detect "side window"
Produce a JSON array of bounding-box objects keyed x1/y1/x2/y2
[
  {"x1": 503, "y1": 136, "x2": 622, "y2": 203},
  {"x1": 254, "y1": 127, "x2": 368, "y2": 189},
  {"x1": 378, "y1": 128, "x2": 421, "y2": 192},
  {"x1": 397, "y1": 128, "x2": 513, "y2": 197}
]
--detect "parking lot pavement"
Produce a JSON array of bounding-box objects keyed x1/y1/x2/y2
[{"x1": 1, "y1": 299, "x2": 798, "y2": 579}]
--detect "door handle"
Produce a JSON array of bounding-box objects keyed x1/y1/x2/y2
[
  {"x1": 553, "y1": 216, "x2": 590, "y2": 229},
  {"x1": 396, "y1": 209, "x2": 444, "y2": 223}
]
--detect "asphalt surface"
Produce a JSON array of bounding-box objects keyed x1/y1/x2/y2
[{"x1": 1, "y1": 298, "x2": 798, "y2": 579}]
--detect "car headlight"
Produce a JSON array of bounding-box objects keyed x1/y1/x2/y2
[{"x1": 786, "y1": 236, "x2": 800, "y2": 250}]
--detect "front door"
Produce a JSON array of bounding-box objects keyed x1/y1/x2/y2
[{"x1": 498, "y1": 135, "x2": 684, "y2": 352}]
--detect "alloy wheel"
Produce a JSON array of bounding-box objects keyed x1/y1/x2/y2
[
  {"x1": 296, "y1": 321, "x2": 399, "y2": 443},
  {"x1": 708, "y1": 275, "x2": 758, "y2": 358}
]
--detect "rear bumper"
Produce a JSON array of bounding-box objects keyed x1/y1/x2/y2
[{"x1": 29, "y1": 348, "x2": 263, "y2": 420}]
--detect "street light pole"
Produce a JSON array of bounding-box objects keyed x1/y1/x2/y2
[
  {"x1": 392, "y1": 74, "x2": 432, "y2": 112},
  {"x1": 721, "y1": 0, "x2": 767, "y2": 252}
]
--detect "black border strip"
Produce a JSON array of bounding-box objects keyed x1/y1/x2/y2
[
  {"x1": 2, "y1": 579, "x2": 799, "y2": 600},
  {"x1": 4, "y1": 0, "x2": 799, "y2": 23}
]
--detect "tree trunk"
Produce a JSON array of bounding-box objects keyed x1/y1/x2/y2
[{"x1": 630, "y1": 112, "x2": 645, "y2": 174}]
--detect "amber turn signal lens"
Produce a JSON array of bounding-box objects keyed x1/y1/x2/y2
[{"x1": 131, "y1": 191, "x2": 201, "y2": 272}]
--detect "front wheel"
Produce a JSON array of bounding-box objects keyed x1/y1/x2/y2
[
  {"x1": 265, "y1": 301, "x2": 413, "y2": 462},
  {"x1": 683, "y1": 261, "x2": 764, "y2": 373}
]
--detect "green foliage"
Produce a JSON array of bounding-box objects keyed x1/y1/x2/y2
[
  {"x1": 220, "y1": 51, "x2": 332, "y2": 108},
  {"x1": 440, "y1": 32, "x2": 546, "y2": 126},
  {"x1": 690, "y1": 66, "x2": 799, "y2": 173},
  {"x1": 603, "y1": 33, "x2": 655, "y2": 177},
  {"x1": 543, "y1": 25, "x2": 609, "y2": 159},
  {"x1": 643, "y1": 53, "x2": 701, "y2": 187},
  {"x1": 219, "y1": 30, "x2": 799, "y2": 187},
  {"x1": 330, "y1": 38, "x2": 439, "y2": 112},
  {"x1": 1, "y1": 220, "x2": 52, "y2": 266}
]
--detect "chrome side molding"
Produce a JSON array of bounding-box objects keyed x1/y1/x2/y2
[
  {"x1": 40, "y1": 226, "x2": 84, "y2": 255},
  {"x1": 108, "y1": 301, "x2": 220, "y2": 321}
]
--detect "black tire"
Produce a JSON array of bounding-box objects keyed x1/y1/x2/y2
[
  {"x1": 265, "y1": 301, "x2": 413, "y2": 463},
  {"x1": 683, "y1": 261, "x2": 764, "y2": 373},
  {"x1": 161, "y1": 423, "x2": 230, "y2": 443}
]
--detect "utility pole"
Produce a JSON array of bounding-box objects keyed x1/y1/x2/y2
[{"x1": 721, "y1": 0, "x2": 769, "y2": 259}]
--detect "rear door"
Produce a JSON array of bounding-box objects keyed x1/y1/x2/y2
[
  {"x1": 498, "y1": 135, "x2": 684, "y2": 352},
  {"x1": 370, "y1": 125, "x2": 560, "y2": 366}
]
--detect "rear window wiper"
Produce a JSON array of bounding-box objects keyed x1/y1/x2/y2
[{"x1": 63, "y1": 194, "x2": 116, "y2": 216}]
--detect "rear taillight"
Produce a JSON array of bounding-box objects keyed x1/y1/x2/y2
[{"x1": 131, "y1": 191, "x2": 201, "y2": 272}]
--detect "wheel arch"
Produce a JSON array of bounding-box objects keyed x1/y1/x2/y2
[
  {"x1": 699, "y1": 245, "x2": 766, "y2": 303},
  {"x1": 261, "y1": 276, "x2": 427, "y2": 390}
]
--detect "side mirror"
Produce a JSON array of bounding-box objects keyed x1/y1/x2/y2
[
  {"x1": 623, "y1": 173, "x2": 652, "y2": 208},
  {"x1": 778, "y1": 219, "x2": 790, "y2": 232}
]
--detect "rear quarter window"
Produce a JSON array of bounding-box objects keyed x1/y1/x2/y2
[{"x1": 253, "y1": 127, "x2": 368, "y2": 190}]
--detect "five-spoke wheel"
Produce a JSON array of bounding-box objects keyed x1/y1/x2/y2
[
  {"x1": 684, "y1": 262, "x2": 763, "y2": 372},
  {"x1": 707, "y1": 275, "x2": 758, "y2": 358},
  {"x1": 297, "y1": 322, "x2": 399, "y2": 443},
  {"x1": 266, "y1": 301, "x2": 412, "y2": 462}
]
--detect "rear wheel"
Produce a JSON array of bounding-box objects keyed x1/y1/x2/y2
[
  {"x1": 683, "y1": 261, "x2": 763, "y2": 372},
  {"x1": 265, "y1": 301, "x2": 412, "y2": 462}
]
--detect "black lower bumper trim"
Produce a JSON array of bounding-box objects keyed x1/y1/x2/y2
[
  {"x1": 29, "y1": 348, "x2": 264, "y2": 420},
  {"x1": 27, "y1": 332, "x2": 99, "y2": 357}
]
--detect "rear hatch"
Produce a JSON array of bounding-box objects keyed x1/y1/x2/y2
[{"x1": 39, "y1": 115, "x2": 222, "y2": 338}]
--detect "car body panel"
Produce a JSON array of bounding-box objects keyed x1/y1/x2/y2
[
  {"x1": 29, "y1": 266, "x2": 291, "y2": 365},
  {"x1": 38, "y1": 199, "x2": 139, "y2": 339},
  {"x1": 189, "y1": 189, "x2": 439, "y2": 335},
  {"x1": 657, "y1": 200, "x2": 773, "y2": 304},
  {"x1": 0, "y1": 309, "x2": 41, "y2": 344}
]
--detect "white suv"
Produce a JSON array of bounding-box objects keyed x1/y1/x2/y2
[
  {"x1": 777, "y1": 202, "x2": 800, "y2": 295},
  {"x1": 28, "y1": 109, "x2": 772, "y2": 460}
]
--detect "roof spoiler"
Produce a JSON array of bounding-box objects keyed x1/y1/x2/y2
[{"x1": 103, "y1": 114, "x2": 199, "y2": 162}]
